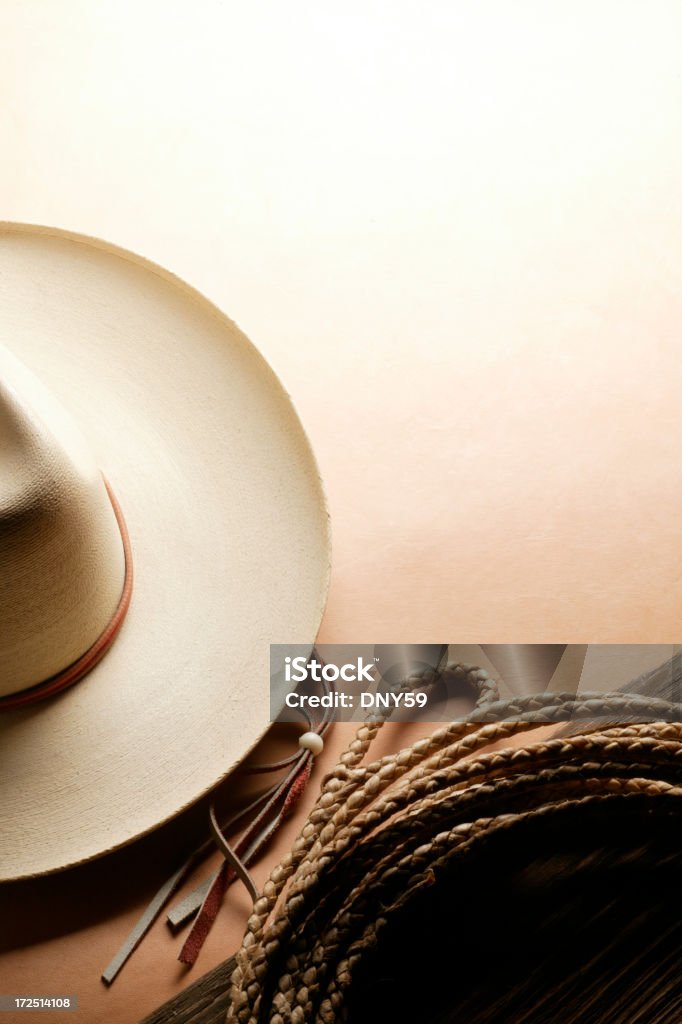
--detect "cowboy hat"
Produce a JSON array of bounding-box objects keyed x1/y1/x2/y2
[{"x1": 0, "y1": 222, "x2": 330, "y2": 880}]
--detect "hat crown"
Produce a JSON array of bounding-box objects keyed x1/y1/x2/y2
[{"x1": 0, "y1": 345, "x2": 125, "y2": 699}]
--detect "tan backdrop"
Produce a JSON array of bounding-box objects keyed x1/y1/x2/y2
[{"x1": 1, "y1": 1, "x2": 682, "y2": 1020}]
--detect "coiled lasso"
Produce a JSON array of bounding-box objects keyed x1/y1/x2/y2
[{"x1": 227, "y1": 663, "x2": 682, "y2": 1024}]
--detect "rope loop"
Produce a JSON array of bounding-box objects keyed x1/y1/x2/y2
[{"x1": 227, "y1": 680, "x2": 682, "y2": 1024}]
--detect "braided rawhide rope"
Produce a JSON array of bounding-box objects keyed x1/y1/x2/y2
[{"x1": 227, "y1": 663, "x2": 682, "y2": 1024}]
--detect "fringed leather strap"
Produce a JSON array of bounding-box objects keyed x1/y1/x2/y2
[
  {"x1": 178, "y1": 755, "x2": 313, "y2": 966},
  {"x1": 103, "y1": 676, "x2": 333, "y2": 984}
]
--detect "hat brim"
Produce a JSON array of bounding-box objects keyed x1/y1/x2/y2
[{"x1": 0, "y1": 223, "x2": 330, "y2": 880}]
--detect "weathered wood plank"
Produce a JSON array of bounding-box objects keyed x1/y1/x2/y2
[{"x1": 140, "y1": 955, "x2": 235, "y2": 1024}]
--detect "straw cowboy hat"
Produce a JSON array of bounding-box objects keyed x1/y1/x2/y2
[{"x1": 0, "y1": 222, "x2": 330, "y2": 881}]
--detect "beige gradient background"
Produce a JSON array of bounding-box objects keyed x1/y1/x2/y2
[{"x1": 2, "y1": 1, "x2": 682, "y2": 1021}]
